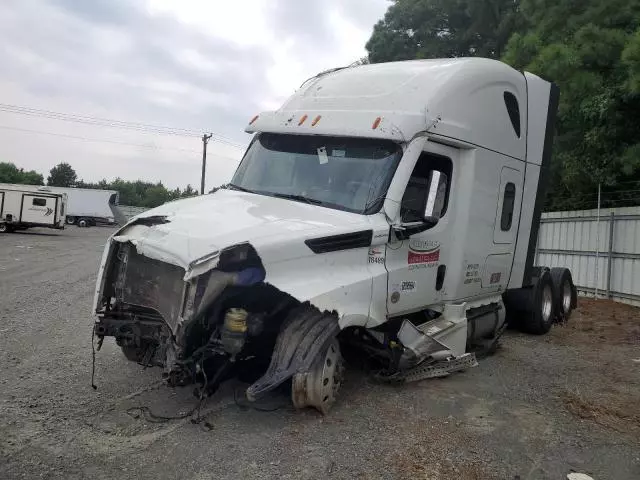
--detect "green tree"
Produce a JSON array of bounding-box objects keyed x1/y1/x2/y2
[
  {"x1": 20, "y1": 170, "x2": 45, "y2": 185},
  {"x1": 0, "y1": 162, "x2": 25, "y2": 183},
  {"x1": 366, "y1": 0, "x2": 523, "y2": 63},
  {"x1": 181, "y1": 184, "x2": 197, "y2": 198},
  {"x1": 47, "y1": 162, "x2": 77, "y2": 187},
  {"x1": 0, "y1": 162, "x2": 44, "y2": 185},
  {"x1": 503, "y1": 0, "x2": 640, "y2": 209}
]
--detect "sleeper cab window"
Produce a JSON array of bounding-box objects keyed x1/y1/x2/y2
[
  {"x1": 400, "y1": 152, "x2": 452, "y2": 223},
  {"x1": 32, "y1": 198, "x2": 47, "y2": 207},
  {"x1": 501, "y1": 182, "x2": 516, "y2": 231},
  {"x1": 504, "y1": 92, "x2": 521, "y2": 138}
]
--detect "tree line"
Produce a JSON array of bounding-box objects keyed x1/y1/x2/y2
[
  {"x1": 366, "y1": 0, "x2": 640, "y2": 210},
  {"x1": 0, "y1": 161, "x2": 199, "y2": 208}
]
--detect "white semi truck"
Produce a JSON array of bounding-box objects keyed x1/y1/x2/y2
[
  {"x1": 38, "y1": 186, "x2": 120, "y2": 227},
  {"x1": 92, "y1": 58, "x2": 577, "y2": 414},
  {"x1": 0, "y1": 183, "x2": 67, "y2": 233}
]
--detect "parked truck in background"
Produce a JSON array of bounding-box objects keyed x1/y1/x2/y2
[
  {"x1": 0, "y1": 183, "x2": 67, "y2": 233},
  {"x1": 37, "y1": 186, "x2": 119, "y2": 227},
  {"x1": 92, "y1": 58, "x2": 578, "y2": 414}
]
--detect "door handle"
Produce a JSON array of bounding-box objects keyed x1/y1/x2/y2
[{"x1": 436, "y1": 265, "x2": 446, "y2": 291}]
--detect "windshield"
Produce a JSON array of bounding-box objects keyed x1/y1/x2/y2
[{"x1": 230, "y1": 133, "x2": 402, "y2": 214}]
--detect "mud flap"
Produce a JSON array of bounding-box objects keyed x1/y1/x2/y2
[{"x1": 245, "y1": 303, "x2": 340, "y2": 401}]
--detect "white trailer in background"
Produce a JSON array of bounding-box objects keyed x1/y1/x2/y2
[
  {"x1": 35, "y1": 186, "x2": 120, "y2": 227},
  {"x1": 0, "y1": 183, "x2": 67, "y2": 233}
]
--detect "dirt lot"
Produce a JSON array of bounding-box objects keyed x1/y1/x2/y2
[{"x1": 1, "y1": 227, "x2": 639, "y2": 480}]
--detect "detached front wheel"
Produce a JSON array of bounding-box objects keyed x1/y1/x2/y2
[{"x1": 292, "y1": 338, "x2": 345, "y2": 415}]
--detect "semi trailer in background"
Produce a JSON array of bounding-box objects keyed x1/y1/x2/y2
[
  {"x1": 35, "y1": 186, "x2": 119, "y2": 227},
  {"x1": 0, "y1": 183, "x2": 67, "y2": 233},
  {"x1": 92, "y1": 57, "x2": 578, "y2": 414}
]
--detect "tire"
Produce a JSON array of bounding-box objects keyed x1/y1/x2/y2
[
  {"x1": 66, "y1": 216, "x2": 76, "y2": 225},
  {"x1": 520, "y1": 269, "x2": 556, "y2": 335},
  {"x1": 0, "y1": 223, "x2": 10, "y2": 233},
  {"x1": 77, "y1": 217, "x2": 89, "y2": 228},
  {"x1": 550, "y1": 267, "x2": 577, "y2": 322}
]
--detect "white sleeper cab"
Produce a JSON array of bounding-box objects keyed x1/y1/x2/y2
[
  {"x1": 0, "y1": 183, "x2": 67, "y2": 233},
  {"x1": 92, "y1": 58, "x2": 577, "y2": 414}
]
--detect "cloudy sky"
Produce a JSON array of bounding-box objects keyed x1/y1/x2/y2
[{"x1": 0, "y1": 0, "x2": 389, "y2": 189}]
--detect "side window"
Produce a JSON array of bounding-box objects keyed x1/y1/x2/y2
[
  {"x1": 501, "y1": 182, "x2": 516, "y2": 231},
  {"x1": 503, "y1": 92, "x2": 521, "y2": 138},
  {"x1": 400, "y1": 152, "x2": 452, "y2": 223},
  {"x1": 32, "y1": 198, "x2": 47, "y2": 207}
]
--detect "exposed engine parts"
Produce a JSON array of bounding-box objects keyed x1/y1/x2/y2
[{"x1": 94, "y1": 239, "x2": 351, "y2": 412}]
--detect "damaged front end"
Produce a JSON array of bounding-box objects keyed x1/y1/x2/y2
[{"x1": 94, "y1": 226, "x2": 341, "y2": 411}]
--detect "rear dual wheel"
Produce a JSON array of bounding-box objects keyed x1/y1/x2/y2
[
  {"x1": 518, "y1": 268, "x2": 577, "y2": 335},
  {"x1": 550, "y1": 267, "x2": 577, "y2": 322},
  {"x1": 520, "y1": 269, "x2": 556, "y2": 335}
]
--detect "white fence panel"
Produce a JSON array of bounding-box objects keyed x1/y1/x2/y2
[{"x1": 535, "y1": 206, "x2": 640, "y2": 307}]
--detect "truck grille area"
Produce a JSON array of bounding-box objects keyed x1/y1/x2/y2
[{"x1": 114, "y1": 245, "x2": 186, "y2": 332}]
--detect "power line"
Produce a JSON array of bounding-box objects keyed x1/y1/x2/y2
[
  {"x1": 0, "y1": 103, "x2": 246, "y2": 149},
  {"x1": 0, "y1": 124, "x2": 243, "y2": 164},
  {"x1": 0, "y1": 104, "x2": 200, "y2": 137},
  {"x1": 0, "y1": 124, "x2": 201, "y2": 153}
]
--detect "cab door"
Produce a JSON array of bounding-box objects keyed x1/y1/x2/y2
[
  {"x1": 482, "y1": 164, "x2": 523, "y2": 290},
  {"x1": 384, "y1": 147, "x2": 455, "y2": 315},
  {"x1": 493, "y1": 166, "x2": 522, "y2": 245}
]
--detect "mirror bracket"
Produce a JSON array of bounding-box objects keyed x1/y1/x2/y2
[{"x1": 392, "y1": 218, "x2": 438, "y2": 240}]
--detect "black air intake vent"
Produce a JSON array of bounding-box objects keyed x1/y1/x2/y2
[{"x1": 305, "y1": 230, "x2": 373, "y2": 254}]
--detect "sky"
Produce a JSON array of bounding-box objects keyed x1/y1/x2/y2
[{"x1": 0, "y1": 0, "x2": 389, "y2": 190}]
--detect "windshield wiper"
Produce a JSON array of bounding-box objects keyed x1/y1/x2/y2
[
  {"x1": 270, "y1": 192, "x2": 324, "y2": 206},
  {"x1": 225, "y1": 183, "x2": 254, "y2": 193}
]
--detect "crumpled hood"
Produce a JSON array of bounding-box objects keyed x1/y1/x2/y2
[{"x1": 112, "y1": 188, "x2": 373, "y2": 276}]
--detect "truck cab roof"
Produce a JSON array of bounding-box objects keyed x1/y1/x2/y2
[{"x1": 247, "y1": 57, "x2": 529, "y2": 161}]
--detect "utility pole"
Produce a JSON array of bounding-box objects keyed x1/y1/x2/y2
[{"x1": 200, "y1": 133, "x2": 213, "y2": 195}]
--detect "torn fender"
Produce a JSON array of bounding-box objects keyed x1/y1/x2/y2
[{"x1": 258, "y1": 247, "x2": 388, "y2": 329}]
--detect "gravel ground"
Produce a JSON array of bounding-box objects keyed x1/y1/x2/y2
[{"x1": 1, "y1": 227, "x2": 639, "y2": 480}]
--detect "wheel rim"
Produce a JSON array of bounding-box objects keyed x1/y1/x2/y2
[
  {"x1": 292, "y1": 339, "x2": 344, "y2": 414},
  {"x1": 562, "y1": 280, "x2": 572, "y2": 313},
  {"x1": 0, "y1": 224, "x2": 7, "y2": 232},
  {"x1": 542, "y1": 284, "x2": 553, "y2": 322},
  {"x1": 79, "y1": 220, "x2": 87, "y2": 227}
]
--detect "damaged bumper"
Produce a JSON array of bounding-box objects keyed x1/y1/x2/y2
[{"x1": 93, "y1": 233, "x2": 338, "y2": 403}]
